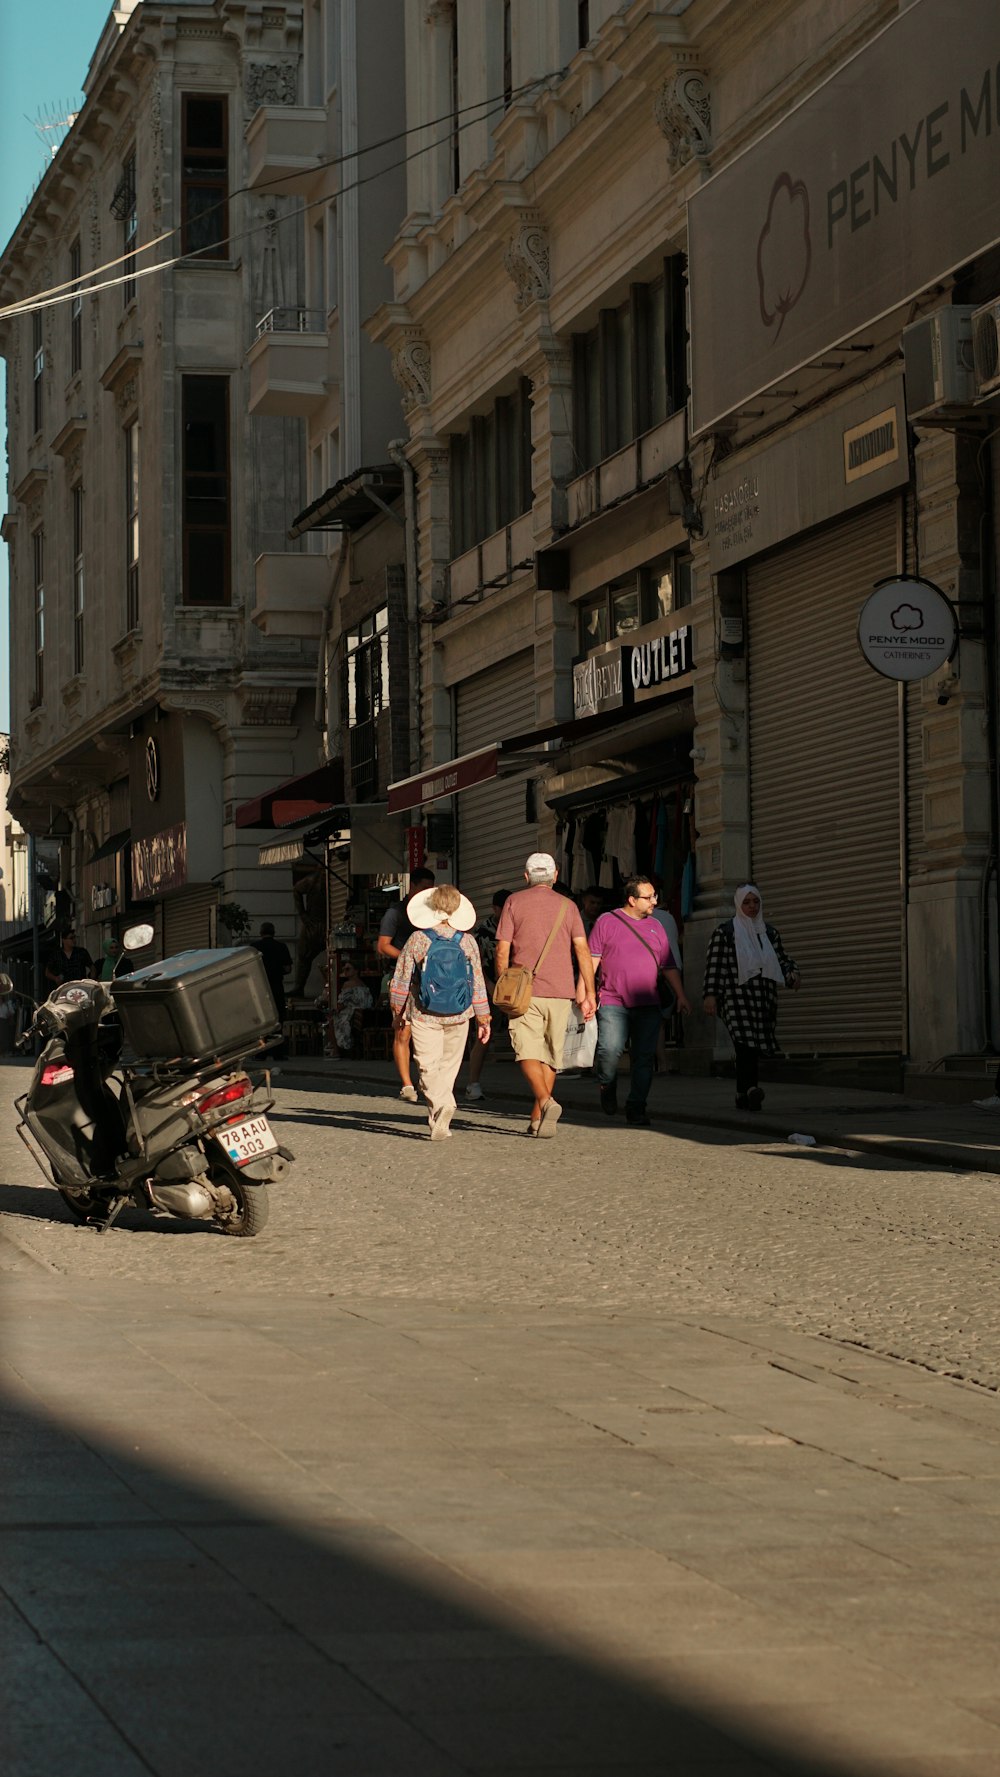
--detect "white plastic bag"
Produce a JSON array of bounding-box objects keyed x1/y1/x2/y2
[{"x1": 561, "y1": 1006, "x2": 598, "y2": 1070}]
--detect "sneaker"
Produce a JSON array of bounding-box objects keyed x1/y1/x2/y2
[
  {"x1": 973, "y1": 1094, "x2": 1000, "y2": 1110},
  {"x1": 746, "y1": 1087, "x2": 765, "y2": 1111},
  {"x1": 399, "y1": 1084, "x2": 419, "y2": 1103},
  {"x1": 599, "y1": 1084, "x2": 618, "y2": 1116},
  {"x1": 429, "y1": 1106, "x2": 453, "y2": 1140},
  {"x1": 465, "y1": 1083, "x2": 484, "y2": 1101},
  {"x1": 625, "y1": 1108, "x2": 651, "y2": 1127},
  {"x1": 526, "y1": 1120, "x2": 540, "y2": 1138}
]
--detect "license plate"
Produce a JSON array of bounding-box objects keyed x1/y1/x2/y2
[{"x1": 215, "y1": 1115, "x2": 277, "y2": 1164}]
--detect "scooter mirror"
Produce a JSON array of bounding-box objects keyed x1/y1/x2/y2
[
  {"x1": 122, "y1": 924, "x2": 154, "y2": 952},
  {"x1": 0, "y1": 972, "x2": 12, "y2": 994}
]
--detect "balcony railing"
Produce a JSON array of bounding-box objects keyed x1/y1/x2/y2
[{"x1": 254, "y1": 306, "x2": 325, "y2": 341}]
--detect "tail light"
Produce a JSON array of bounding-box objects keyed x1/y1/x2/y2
[
  {"x1": 41, "y1": 1063, "x2": 75, "y2": 1087},
  {"x1": 196, "y1": 1077, "x2": 251, "y2": 1116}
]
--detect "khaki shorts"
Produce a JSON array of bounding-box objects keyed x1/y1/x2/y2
[{"x1": 507, "y1": 996, "x2": 571, "y2": 1068}]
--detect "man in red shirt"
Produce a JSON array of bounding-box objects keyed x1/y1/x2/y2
[{"x1": 494, "y1": 853, "x2": 596, "y2": 1137}]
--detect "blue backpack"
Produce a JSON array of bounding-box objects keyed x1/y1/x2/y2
[{"x1": 418, "y1": 930, "x2": 474, "y2": 1016}]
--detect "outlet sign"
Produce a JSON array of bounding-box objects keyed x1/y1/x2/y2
[{"x1": 857, "y1": 576, "x2": 957, "y2": 680}]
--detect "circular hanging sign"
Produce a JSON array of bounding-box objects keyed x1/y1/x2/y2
[
  {"x1": 145, "y1": 735, "x2": 161, "y2": 802},
  {"x1": 857, "y1": 576, "x2": 958, "y2": 682}
]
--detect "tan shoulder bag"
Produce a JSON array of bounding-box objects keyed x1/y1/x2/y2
[{"x1": 492, "y1": 901, "x2": 568, "y2": 1017}]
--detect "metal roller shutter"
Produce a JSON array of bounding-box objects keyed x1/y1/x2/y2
[
  {"x1": 456, "y1": 654, "x2": 538, "y2": 916},
  {"x1": 162, "y1": 886, "x2": 218, "y2": 957},
  {"x1": 748, "y1": 500, "x2": 903, "y2": 1053}
]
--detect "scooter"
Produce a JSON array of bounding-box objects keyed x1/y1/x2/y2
[{"x1": 1, "y1": 925, "x2": 292, "y2": 1237}]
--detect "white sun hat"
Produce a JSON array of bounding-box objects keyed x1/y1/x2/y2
[{"x1": 407, "y1": 886, "x2": 477, "y2": 932}]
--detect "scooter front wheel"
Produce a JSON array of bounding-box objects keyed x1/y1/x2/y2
[{"x1": 212, "y1": 1165, "x2": 269, "y2": 1238}]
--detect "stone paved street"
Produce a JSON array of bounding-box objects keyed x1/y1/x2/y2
[{"x1": 2, "y1": 1061, "x2": 1000, "y2": 1775}]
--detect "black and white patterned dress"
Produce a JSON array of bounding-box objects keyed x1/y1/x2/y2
[{"x1": 702, "y1": 918, "x2": 797, "y2": 1054}]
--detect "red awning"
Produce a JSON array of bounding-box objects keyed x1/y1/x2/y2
[
  {"x1": 386, "y1": 747, "x2": 499, "y2": 816},
  {"x1": 235, "y1": 760, "x2": 345, "y2": 830}
]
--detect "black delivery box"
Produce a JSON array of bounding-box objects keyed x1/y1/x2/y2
[{"x1": 113, "y1": 946, "x2": 278, "y2": 1062}]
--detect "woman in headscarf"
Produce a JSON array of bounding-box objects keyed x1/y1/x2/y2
[{"x1": 702, "y1": 884, "x2": 800, "y2": 1111}]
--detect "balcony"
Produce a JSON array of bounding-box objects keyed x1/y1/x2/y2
[
  {"x1": 245, "y1": 105, "x2": 328, "y2": 197},
  {"x1": 247, "y1": 307, "x2": 328, "y2": 418},
  {"x1": 252, "y1": 552, "x2": 331, "y2": 638}
]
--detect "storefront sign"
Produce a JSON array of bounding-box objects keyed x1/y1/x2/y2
[
  {"x1": 688, "y1": 0, "x2": 1000, "y2": 433},
  {"x1": 708, "y1": 377, "x2": 907, "y2": 571},
  {"x1": 131, "y1": 822, "x2": 188, "y2": 898},
  {"x1": 387, "y1": 745, "x2": 498, "y2": 815},
  {"x1": 624, "y1": 626, "x2": 693, "y2": 698},
  {"x1": 573, "y1": 647, "x2": 625, "y2": 719},
  {"x1": 857, "y1": 576, "x2": 958, "y2": 680},
  {"x1": 573, "y1": 625, "x2": 694, "y2": 719}
]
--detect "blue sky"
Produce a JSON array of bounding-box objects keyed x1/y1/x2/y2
[{"x1": 0, "y1": 0, "x2": 112, "y2": 732}]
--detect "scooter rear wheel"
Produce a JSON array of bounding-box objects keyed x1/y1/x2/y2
[{"x1": 213, "y1": 1167, "x2": 269, "y2": 1238}]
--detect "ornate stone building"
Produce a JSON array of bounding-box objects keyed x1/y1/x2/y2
[
  {"x1": 370, "y1": 0, "x2": 1000, "y2": 1086},
  {"x1": 0, "y1": 0, "x2": 317, "y2": 958}
]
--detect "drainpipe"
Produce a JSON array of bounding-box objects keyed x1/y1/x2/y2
[
  {"x1": 314, "y1": 531, "x2": 350, "y2": 746},
  {"x1": 387, "y1": 438, "x2": 421, "y2": 776}
]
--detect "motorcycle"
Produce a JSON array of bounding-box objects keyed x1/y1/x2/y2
[{"x1": 1, "y1": 925, "x2": 292, "y2": 1238}]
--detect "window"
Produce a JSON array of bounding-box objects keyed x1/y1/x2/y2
[
  {"x1": 572, "y1": 259, "x2": 687, "y2": 471},
  {"x1": 641, "y1": 550, "x2": 693, "y2": 623},
  {"x1": 502, "y1": 1, "x2": 512, "y2": 107},
  {"x1": 450, "y1": 379, "x2": 533, "y2": 557},
  {"x1": 578, "y1": 1, "x2": 590, "y2": 48},
  {"x1": 578, "y1": 552, "x2": 692, "y2": 654},
  {"x1": 182, "y1": 95, "x2": 228, "y2": 259},
  {"x1": 32, "y1": 531, "x2": 44, "y2": 707},
  {"x1": 182, "y1": 376, "x2": 230, "y2": 605},
  {"x1": 119, "y1": 151, "x2": 137, "y2": 305},
  {"x1": 32, "y1": 311, "x2": 44, "y2": 434},
  {"x1": 345, "y1": 608, "x2": 389, "y2": 799},
  {"x1": 73, "y1": 486, "x2": 85, "y2": 674},
  {"x1": 69, "y1": 239, "x2": 82, "y2": 377},
  {"x1": 125, "y1": 421, "x2": 139, "y2": 632}
]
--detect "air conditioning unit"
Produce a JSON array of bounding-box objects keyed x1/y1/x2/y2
[
  {"x1": 971, "y1": 298, "x2": 1000, "y2": 401},
  {"x1": 901, "y1": 306, "x2": 976, "y2": 422}
]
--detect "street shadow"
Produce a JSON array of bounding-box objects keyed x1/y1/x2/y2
[
  {"x1": 0, "y1": 1382, "x2": 900, "y2": 1777},
  {"x1": 0, "y1": 1181, "x2": 228, "y2": 1235}
]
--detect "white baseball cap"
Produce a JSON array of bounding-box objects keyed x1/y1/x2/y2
[{"x1": 525, "y1": 852, "x2": 557, "y2": 876}]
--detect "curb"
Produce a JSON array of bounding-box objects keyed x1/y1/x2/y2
[{"x1": 272, "y1": 1065, "x2": 1000, "y2": 1176}]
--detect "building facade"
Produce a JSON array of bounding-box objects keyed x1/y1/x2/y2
[
  {"x1": 369, "y1": 0, "x2": 1000, "y2": 1084},
  {"x1": 0, "y1": 0, "x2": 318, "y2": 962}
]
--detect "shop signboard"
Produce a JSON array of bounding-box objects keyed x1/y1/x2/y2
[
  {"x1": 131, "y1": 822, "x2": 188, "y2": 899},
  {"x1": 573, "y1": 625, "x2": 694, "y2": 719},
  {"x1": 857, "y1": 576, "x2": 958, "y2": 681},
  {"x1": 688, "y1": 0, "x2": 1000, "y2": 433}
]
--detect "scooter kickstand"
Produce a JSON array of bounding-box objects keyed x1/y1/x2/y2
[{"x1": 94, "y1": 1195, "x2": 129, "y2": 1235}]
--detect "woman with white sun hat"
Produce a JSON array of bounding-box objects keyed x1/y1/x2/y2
[{"x1": 389, "y1": 884, "x2": 491, "y2": 1140}]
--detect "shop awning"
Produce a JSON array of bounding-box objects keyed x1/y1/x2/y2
[
  {"x1": 257, "y1": 808, "x2": 350, "y2": 867},
  {"x1": 385, "y1": 693, "x2": 687, "y2": 817},
  {"x1": 88, "y1": 828, "x2": 130, "y2": 863},
  {"x1": 235, "y1": 760, "x2": 345, "y2": 830},
  {"x1": 288, "y1": 464, "x2": 403, "y2": 539}
]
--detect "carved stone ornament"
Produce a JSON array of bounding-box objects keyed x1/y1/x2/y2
[
  {"x1": 503, "y1": 213, "x2": 549, "y2": 310},
  {"x1": 149, "y1": 78, "x2": 163, "y2": 220},
  {"x1": 66, "y1": 444, "x2": 83, "y2": 485},
  {"x1": 244, "y1": 59, "x2": 298, "y2": 111},
  {"x1": 391, "y1": 333, "x2": 431, "y2": 413},
  {"x1": 654, "y1": 63, "x2": 713, "y2": 172},
  {"x1": 117, "y1": 376, "x2": 138, "y2": 415},
  {"x1": 239, "y1": 686, "x2": 298, "y2": 726}
]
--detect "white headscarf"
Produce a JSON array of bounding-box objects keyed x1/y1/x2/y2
[{"x1": 732, "y1": 884, "x2": 785, "y2": 987}]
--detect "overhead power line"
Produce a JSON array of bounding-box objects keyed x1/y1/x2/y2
[{"x1": 0, "y1": 68, "x2": 566, "y2": 323}]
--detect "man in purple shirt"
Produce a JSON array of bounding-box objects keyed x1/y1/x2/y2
[{"x1": 589, "y1": 876, "x2": 690, "y2": 1126}]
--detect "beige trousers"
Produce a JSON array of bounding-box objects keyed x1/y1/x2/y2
[{"x1": 411, "y1": 1015, "x2": 470, "y2": 1133}]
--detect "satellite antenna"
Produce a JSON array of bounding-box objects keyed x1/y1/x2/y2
[{"x1": 26, "y1": 100, "x2": 80, "y2": 163}]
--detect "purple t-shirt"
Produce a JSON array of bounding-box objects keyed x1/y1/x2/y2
[{"x1": 589, "y1": 911, "x2": 675, "y2": 1008}]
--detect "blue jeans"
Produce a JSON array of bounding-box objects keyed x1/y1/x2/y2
[{"x1": 595, "y1": 1003, "x2": 662, "y2": 1112}]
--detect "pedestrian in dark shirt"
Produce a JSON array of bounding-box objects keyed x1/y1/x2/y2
[
  {"x1": 251, "y1": 921, "x2": 292, "y2": 1023},
  {"x1": 44, "y1": 927, "x2": 94, "y2": 989}
]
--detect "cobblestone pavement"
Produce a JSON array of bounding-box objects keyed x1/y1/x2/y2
[{"x1": 2, "y1": 1066, "x2": 998, "y2": 1394}]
